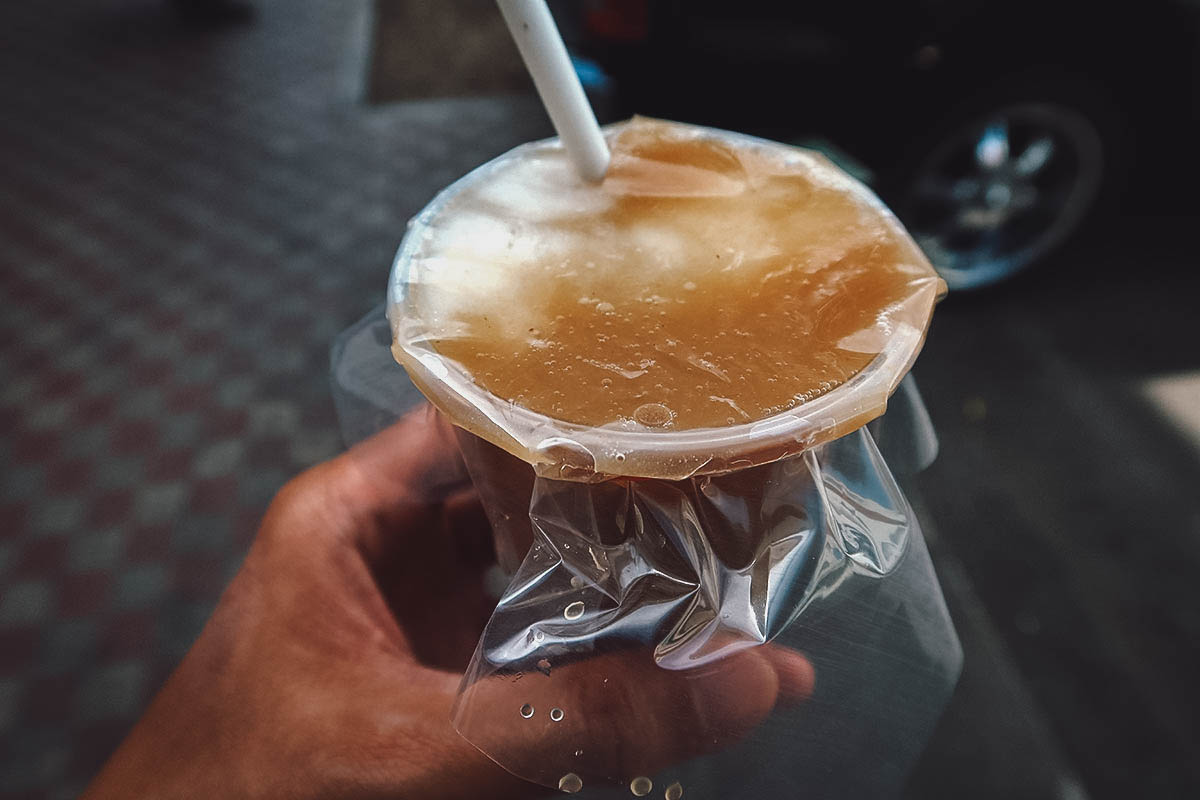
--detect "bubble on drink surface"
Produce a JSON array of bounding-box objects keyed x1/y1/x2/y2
[
  {"x1": 550, "y1": 707, "x2": 565, "y2": 722},
  {"x1": 536, "y1": 658, "x2": 552, "y2": 676},
  {"x1": 630, "y1": 777, "x2": 653, "y2": 796},
  {"x1": 634, "y1": 403, "x2": 674, "y2": 427},
  {"x1": 664, "y1": 782, "x2": 684, "y2": 800},
  {"x1": 520, "y1": 703, "x2": 535, "y2": 719},
  {"x1": 564, "y1": 601, "x2": 585, "y2": 621},
  {"x1": 558, "y1": 773, "x2": 584, "y2": 794}
]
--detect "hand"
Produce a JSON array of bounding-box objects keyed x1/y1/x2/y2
[{"x1": 83, "y1": 407, "x2": 813, "y2": 799}]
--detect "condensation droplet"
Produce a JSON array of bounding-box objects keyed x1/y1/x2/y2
[
  {"x1": 664, "y1": 782, "x2": 683, "y2": 800},
  {"x1": 534, "y1": 630, "x2": 546, "y2": 643},
  {"x1": 570, "y1": 575, "x2": 585, "y2": 589},
  {"x1": 630, "y1": 776, "x2": 653, "y2": 796},
  {"x1": 536, "y1": 658, "x2": 552, "y2": 676},
  {"x1": 520, "y1": 703, "x2": 534, "y2": 719},
  {"x1": 575, "y1": 749, "x2": 584, "y2": 757},
  {"x1": 634, "y1": 403, "x2": 673, "y2": 427},
  {"x1": 550, "y1": 707, "x2": 565, "y2": 722},
  {"x1": 564, "y1": 601, "x2": 585, "y2": 621},
  {"x1": 600, "y1": 377, "x2": 613, "y2": 388},
  {"x1": 559, "y1": 773, "x2": 583, "y2": 793}
]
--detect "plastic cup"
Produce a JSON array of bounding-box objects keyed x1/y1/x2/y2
[{"x1": 385, "y1": 118, "x2": 957, "y2": 796}]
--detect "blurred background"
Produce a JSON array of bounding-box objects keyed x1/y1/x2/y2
[{"x1": 1, "y1": 0, "x2": 1198, "y2": 797}]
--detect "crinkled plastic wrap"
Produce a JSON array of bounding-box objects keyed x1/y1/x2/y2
[
  {"x1": 449, "y1": 420, "x2": 959, "y2": 798},
  {"x1": 381, "y1": 121, "x2": 959, "y2": 797}
]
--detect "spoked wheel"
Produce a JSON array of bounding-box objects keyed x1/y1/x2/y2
[{"x1": 899, "y1": 103, "x2": 1104, "y2": 290}]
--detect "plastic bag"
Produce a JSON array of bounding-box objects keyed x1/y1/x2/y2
[
  {"x1": 332, "y1": 308, "x2": 959, "y2": 798},
  {"x1": 451, "y1": 419, "x2": 959, "y2": 798}
]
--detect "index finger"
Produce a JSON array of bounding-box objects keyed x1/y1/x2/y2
[
  {"x1": 452, "y1": 642, "x2": 815, "y2": 790},
  {"x1": 338, "y1": 403, "x2": 471, "y2": 510},
  {"x1": 265, "y1": 404, "x2": 478, "y2": 560}
]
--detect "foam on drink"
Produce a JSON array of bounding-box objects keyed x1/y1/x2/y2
[{"x1": 395, "y1": 118, "x2": 940, "y2": 431}]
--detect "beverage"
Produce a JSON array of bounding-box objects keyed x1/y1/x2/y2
[{"x1": 391, "y1": 117, "x2": 941, "y2": 470}]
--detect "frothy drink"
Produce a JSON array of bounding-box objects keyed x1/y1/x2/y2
[{"x1": 394, "y1": 118, "x2": 939, "y2": 434}]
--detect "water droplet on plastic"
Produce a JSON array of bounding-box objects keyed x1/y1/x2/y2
[
  {"x1": 570, "y1": 575, "x2": 585, "y2": 589},
  {"x1": 534, "y1": 630, "x2": 546, "y2": 643},
  {"x1": 575, "y1": 749, "x2": 584, "y2": 757},
  {"x1": 564, "y1": 601, "x2": 585, "y2": 621},
  {"x1": 664, "y1": 781, "x2": 683, "y2": 800},
  {"x1": 600, "y1": 377, "x2": 613, "y2": 389},
  {"x1": 614, "y1": 452, "x2": 626, "y2": 463},
  {"x1": 630, "y1": 776, "x2": 653, "y2": 796},
  {"x1": 634, "y1": 403, "x2": 673, "y2": 427},
  {"x1": 550, "y1": 707, "x2": 565, "y2": 722},
  {"x1": 559, "y1": 773, "x2": 583, "y2": 793},
  {"x1": 536, "y1": 658, "x2": 552, "y2": 676},
  {"x1": 520, "y1": 703, "x2": 535, "y2": 719}
]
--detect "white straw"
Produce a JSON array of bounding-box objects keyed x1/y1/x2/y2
[{"x1": 497, "y1": 0, "x2": 611, "y2": 182}]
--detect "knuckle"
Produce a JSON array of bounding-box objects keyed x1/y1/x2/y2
[{"x1": 258, "y1": 461, "x2": 349, "y2": 546}]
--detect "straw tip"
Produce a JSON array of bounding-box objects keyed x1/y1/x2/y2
[{"x1": 579, "y1": 150, "x2": 611, "y2": 183}]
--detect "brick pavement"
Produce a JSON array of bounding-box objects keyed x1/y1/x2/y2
[{"x1": 0, "y1": 1, "x2": 548, "y2": 795}]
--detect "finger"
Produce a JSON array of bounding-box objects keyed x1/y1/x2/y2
[
  {"x1": 451, "y1": 643, "x2": 814, "y2": 790},
  {"x1": 762, "y1": 645, "x2": 816, "y2": 705},
  {"x1": 273, "y1": 404, "x2": 475, "y2": 557},
  {"x1": 336, "y1": 404, "x2": 472, "y2": 521},
  {"x1": 368, "y1": 485, "x2": 497, "y2": 671}
]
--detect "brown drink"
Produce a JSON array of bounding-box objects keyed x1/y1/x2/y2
[{"x1": 390, "y1": 117, "x2": 942, "y2": 478}]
